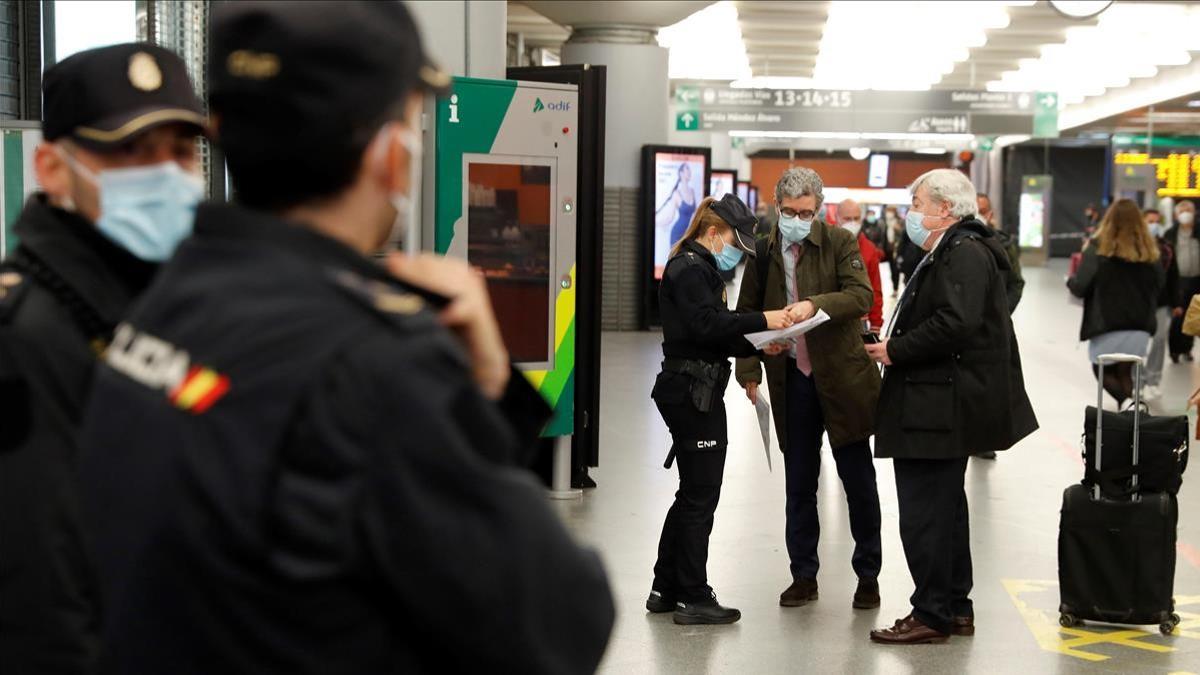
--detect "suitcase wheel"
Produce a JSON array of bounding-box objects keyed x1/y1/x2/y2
[
  {"x1": 1160, "y1": 613, "x2": 1182, "y2": 635},
  {"x1": 1059, "y1": 613, "x2": 1081, "y2": 628}
]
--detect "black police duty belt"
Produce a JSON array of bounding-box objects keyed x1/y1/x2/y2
[{"x1": 660, "y1": 358, "x2": 732, "y2": 469}]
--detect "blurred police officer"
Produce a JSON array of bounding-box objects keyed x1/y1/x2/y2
[
  {"x1": 649, "y1": 194, "x2": 793, "y2": 625},
  {"x1": 77, "y1": 3, "x2": 614, "y2": 674},
  {"x1": 0, "y1": 44, "x2": 205, "y2": 674}
]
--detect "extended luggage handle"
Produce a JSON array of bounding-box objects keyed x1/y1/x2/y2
[{"x1": 1095, "y1": 353, "x2": 1144, "y2": 501}]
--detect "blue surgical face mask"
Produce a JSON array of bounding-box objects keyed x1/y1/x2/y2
[
  {"x1": 64, "y1": 153, "x2": 203, "y2": 262},
  {"x1": 905, "y1": 208, "x2": 951, "y2": 248},
  {"x1": 713, "y1": 238, "x2": 744, "y2": 271},
  {"x1": 779, "y1": 213, "x2": 812, "y2": 243}
]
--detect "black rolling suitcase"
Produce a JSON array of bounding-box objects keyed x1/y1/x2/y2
[{"x1": 1058, "y1": 353, "x2": 1182, "y2": 635}]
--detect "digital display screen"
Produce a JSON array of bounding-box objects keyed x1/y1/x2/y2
[
  {"x1": 748, "y1": 187, "x2": 759, "y2": 213},
  {"x1": 710, "y1": 171, "x2": 736, "y2": 199},
  {"x1": 1018, "y1": 192, "x2": 1045, "y2": 249},
  {"x1": 653, "y1": 152, "x2": 708, "y2": 279},
  {"x1": 1114, "y1": 151, "x2": 1200, "y2": 198},
  {"x1": 868, "y1": 154, "x2": 890, "y2": 188},
  {"x1": 467, "y1": 161, "x2": 553, "y2": 365},
  {"x1": 737, "y1": 181, "x2": 750, "y2": 205}
]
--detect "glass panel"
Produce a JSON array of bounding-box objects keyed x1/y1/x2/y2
[
  {"x1": 467, "y1": 162, "x2": 552, "y2": 365},
  {"x1": 55, "y1": 1, "x2": 137, "y2": 63}
]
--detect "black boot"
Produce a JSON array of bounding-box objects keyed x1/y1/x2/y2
[{"x1": 673, "y1": 594, "x2": 741, "y2": 625}]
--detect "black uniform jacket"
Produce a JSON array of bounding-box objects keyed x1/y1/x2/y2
[
  {"x1": 1067, "y1": 245, "x2": 1163, "y2": 341},
  {"x1": 876, "y1": 219, "x2": 1038, "y2": 459},
  {"x1": 0, "y1": 195, "x2": 156, "y2": 675},
  {"x1": 77, "y1": 203, "x2": 614, "y2": 675},
  {"x1": 660, "y1": 240, "x2": 765, "y2": 362}
]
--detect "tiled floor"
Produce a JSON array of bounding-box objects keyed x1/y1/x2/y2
[{"x1": 552, "y1": 260, "x2": 1200, "y2": 674}]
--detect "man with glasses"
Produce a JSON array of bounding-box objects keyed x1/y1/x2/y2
[{"x1": 735, "y1": 167, "x2": 884, "y2": 612}]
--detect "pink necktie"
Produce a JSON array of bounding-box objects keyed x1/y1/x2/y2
[{"x1": 790, "y1": 242, "x2": 813, "y2": 376}]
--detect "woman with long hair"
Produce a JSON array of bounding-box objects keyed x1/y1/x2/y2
[
  {"x1": 1068, "y1": 199, "x2": 1165, "y2": 407},
  {"x1": 648, "y1": 194, "x2": 794, "y2": 625}
]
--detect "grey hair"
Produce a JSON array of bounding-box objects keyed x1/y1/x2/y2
[
  {"x1": 908, "y1": 169, "x2": 978, "y2": 219},
  {"x1": 775, "y1": 167, "x2": 824, "y2": 208}
]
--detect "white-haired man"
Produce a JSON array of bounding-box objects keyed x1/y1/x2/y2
[{"x1": 865, "y1": 169, "x2": 1037, "y2": 644}]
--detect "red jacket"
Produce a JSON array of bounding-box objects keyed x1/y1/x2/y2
[{"x1": 856, "y1": 232, "x2": 884, "y2": 332}]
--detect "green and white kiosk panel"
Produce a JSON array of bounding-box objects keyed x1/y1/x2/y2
[
  {"x1": 0, "y1": 122, "x2": 41, "y2": 260},
  {"x1": 434, "y1": 77, "x2": 578, "y2": 437}
]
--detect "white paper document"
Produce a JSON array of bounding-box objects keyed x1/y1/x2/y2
[
  {"x1": 744, "y1": 309, "x2": 831, "y2": 350},
  {"x1": 755, "y1": 393, "x2": 773, "y2": 472}
]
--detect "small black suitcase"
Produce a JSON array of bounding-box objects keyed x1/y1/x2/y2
[{"x1": 1058, "y1": 354, "x2": 1182, "y2": 635}]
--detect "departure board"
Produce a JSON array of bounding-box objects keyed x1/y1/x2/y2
[{"x1": 1114, "y1": 151, "x2": 1200, "y2": 198}]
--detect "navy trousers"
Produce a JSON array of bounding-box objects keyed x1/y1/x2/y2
[
  {"x1": 893, "y1": 457, "x2": 973, "y2": 634},
  {"x1": 783, "y1": 364, "x2": 882, "y2": 581}
]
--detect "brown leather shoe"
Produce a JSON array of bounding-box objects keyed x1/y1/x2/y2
[
  {"x1": 779, "y1": 578, "x2": 819, "y2": 607},
  {"x1": 870, "y1": 614, "x2": 950, "y2": 644},
  {"x1": 853, "y1": 578, "x2": 880, "y2": 609},
  {"x1": 952, "y1": 615, "x2": 974, "y2": 636}
]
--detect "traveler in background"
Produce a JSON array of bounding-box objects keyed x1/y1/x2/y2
[
  {"x1": 977, "y1": 193, "x2": 1025, "y2": 313},
  {"x1": 1143, "y1": 208, "x2": 1181, "y2": 400},
  {"x1": 1083, "y1": 203, "x2": 1102, "y2": 237},
  {"x1": 866, "y1": 168, "x2": 1037, "y2": 645},
  {"x1": 649, "y1": 194, "x2": 792, "y2": 626},
  {"x1": 77, "y1": 3, "x2": 614, "y2": 672},
  {"x1": 862, "y1": 207, "x2": 892, "y2": 293},
  {"x1": 1068, "y1": 199, "x2": 1164, "y2": 407},
  {"x1": 1167, "y1": 199, "x2": 1200, "y2": 363},
  {"x1": 0, "y1": 44, "x2": 206, "y2": 674},
  {"x1": 836, "y1": 199, "x2": 884, "y2": 335},
  {"x1": 736, "y1": 167, "x2": 884, "y2": 614},
  {"x1": 755, "y1": 199, "x2": 778, "y2": 239},
  {"x1": 884, "y1": 205, "x2": 906, "y2": 295}
]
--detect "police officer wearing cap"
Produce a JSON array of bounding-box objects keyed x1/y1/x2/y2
[
  {"x1": 648, "y1": 194, "x2": 794, "y2": 625},
  {"x1": 0, "y1": 44, "x2": 205, "y2": 673},
  {"x1": 77, "y1": 3, "x2": 613, "y2": 673}
]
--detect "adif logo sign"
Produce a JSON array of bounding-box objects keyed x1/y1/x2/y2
[{"x1": 533, "y1": 97, "x2": 570, "y2": 113}]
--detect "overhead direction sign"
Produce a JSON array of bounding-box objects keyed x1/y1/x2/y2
[{"x1": 670, "y1": 81, "x2": 1050, "y2": 136}]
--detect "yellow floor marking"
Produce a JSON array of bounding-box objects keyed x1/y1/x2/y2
[{"x1": 1002, "y1": 579, "x2": 1191, "y2": 662}]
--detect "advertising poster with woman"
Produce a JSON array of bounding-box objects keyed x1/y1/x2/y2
[{"x1": 654, "y1": 153, "x2": 707, "y2": 278}]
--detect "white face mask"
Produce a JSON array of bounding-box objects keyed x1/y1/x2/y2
[
  {"x1": 1178, "y1": 210, "x2": 1195, "y2": 226},
  {"x1": 842, "y1": 220, "x2": 862, "y2": 238}
]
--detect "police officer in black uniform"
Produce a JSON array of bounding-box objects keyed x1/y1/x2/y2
[
  {"x1": 76, "y1": 3, "x2": 614, "y2": 674},
  {"x1": 0, "y1": 44, "x2": 205, "y2": 674},
  {"x1": 647, "y1": 194, "x2": 794, "y2": 625}
]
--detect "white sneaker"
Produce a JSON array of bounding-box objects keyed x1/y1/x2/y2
[{"x1": 1142, "y1": 385, "x2": 1162, "y2": 400}]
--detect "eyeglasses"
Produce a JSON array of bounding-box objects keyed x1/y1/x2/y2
[{"x1": 779, "y1": 207, "x2": 817, "y2": 220}]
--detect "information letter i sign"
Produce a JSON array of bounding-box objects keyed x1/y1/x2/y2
[{"x1": 449, "y1": 95, "x2": 460, "y2": 123}]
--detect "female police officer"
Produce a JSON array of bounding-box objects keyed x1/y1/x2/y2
[{"x1": 648, "y1": 194, "x2": 793, "y2": 625}]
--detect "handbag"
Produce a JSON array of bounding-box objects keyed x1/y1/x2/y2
[{"x1": 1183, "y1": 294, "x2": 1200, "y2": 336}]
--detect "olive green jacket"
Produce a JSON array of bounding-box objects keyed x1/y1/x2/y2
[{"x1": 735, "y1": 219, "x2": 881, "y2": 449}]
